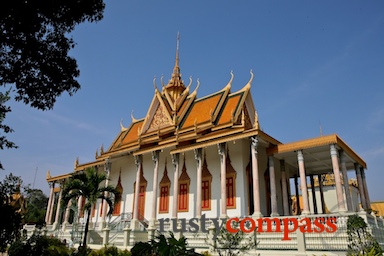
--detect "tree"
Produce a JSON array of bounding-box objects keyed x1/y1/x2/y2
[
  {"x1": 24, "y1": 189, "x2": 48, "y2": 227},
  {"x1": 0, "y1": 173, "x2": 25, "y2": 253},
  {"x1": 61, "y1": 167, "x2": 119, "y2": 250},
  {"x1": 0, "y1": 89, "x2": 17, "y2": 169},
  {"x1": 0, "y1": 0, "x2": 105, "y2": 167}
]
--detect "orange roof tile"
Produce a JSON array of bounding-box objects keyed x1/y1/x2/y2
[
  {"x1": 216, "y1": 93, "x2": 243, "y2": 126},
  {"x1": 110, "y1": 131, "x2": 126, "y2": 150},
  {"x1": 180, "y1": 92, "x2": 224, "y2": 129},
  {"x1": 120, "y1": 120, "x2": 144, "y2": 146}
]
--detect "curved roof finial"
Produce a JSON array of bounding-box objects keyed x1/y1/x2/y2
[
  {"x1": 120, "y1": 118, "x2": 128, "y2": 131},
  {"x1": 161, "y1": 75, "x2": 165, "y2": 88},
  {"x1": 246, "y1": 69, "x2": 254, "y2": 86},
  {"x1": 192, "y1": 78, "x2": 200, "y2": 95},
  {"x1": 131, "y1": 111, "x2": 138, "y2": 123},
  {"x1": 186, "y1": 76, "x2": 192, "y2": 89},
  {"x1": 153, "y1": 76, "x2": 158, "y2": 91},
  {"x1": 226, "y1": 70, "x2": 234, "y2": 88}
]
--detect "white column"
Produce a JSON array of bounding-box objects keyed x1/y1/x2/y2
[
  {"x1": 48, "y1": 186, "x2": 56, "y2": 224},
  {"x1": 318, "y1": 174, "x2": 326, "y2": 214},
  {"x1": 269, "y1": 156, "x2": 279, "y2": 216},
  {"x1": 53, "y1": 182, "x2": 63, "y2": 229},
  {"x1": 194, "y1": 148, "x2": 203, "y2": 218},
  {"x1": 309, "y1": 175, "x2": 318, "y2": 214},
  {"x1": 297, "y1": 150, "x2": 310, "y2": 215},
  {"x1": 361, "y1": 167, "x2": 371, "y2": 210},
  {"x1": 132, "y1": 155, "x2": 142, "y2": 230},
  {"x1": 171, "y1": 153, "x2": 180, "y2": 219},
  {"x1": 77, "y1": 195, "x2": 83, "y2": 221},
  {"x1": 330, "y1": 144, "x2": 346, "y2": 213},
  {"x1": 101, "y1": 159, "x2": 111, "y2": 227},
  {"x1": 45, "y1": 182, "x2": 55, "y2": 224},
  {"x1": 340, "y1": 151, "x2": 352, "y2": 211},
  {"x1": 355, "y1": 164, "x2": 367, "y2": 210},
  {"x1": 218, "y1": 143, "x2": 227, "y2": 218},
  {"x1": 251, "y1": 137, "x2": 262, "y2": 217},
  {"x1": 280, "y1": 160, "x2": 289, "y2": 216},
  {"x1": 63, "y1": 200, "x2": 72, "y2": 224},
  {"x1": 149, "y1": 150, "x2": 160, "y2": 228}
]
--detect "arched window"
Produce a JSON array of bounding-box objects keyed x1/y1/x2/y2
[
  {"x1": 133, "y1": 166, "x2": 147, "y2": 220},
  {"x1": 202, "y1": 154, "x2": 212, "y2": 211},
  {"x1": 159, "y1": 161, "x2": 171, "y2": 213},
  {"x1": 226, "y1": 151, "x2": 237, "y2": 208},
  {"x1": 178, "y1": 158, "x2": 190, "y2": 212},
  {"x1": 113, "y1": 171, "x2": 123, "y2": 216}
]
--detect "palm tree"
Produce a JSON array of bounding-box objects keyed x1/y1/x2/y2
[{"x1": 61, "y1": 167, "x2": 119, "y2": 249}]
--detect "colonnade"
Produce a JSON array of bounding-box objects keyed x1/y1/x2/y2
[{"x1": 45, "y1": 137, "x2": 372, "y2": 231}]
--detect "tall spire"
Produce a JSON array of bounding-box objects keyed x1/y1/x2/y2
[
  {"x1": 175, "y1": 32, "x2": 180, "y2": 72},
  {"x1": 165, "y1": 32, "x2": 186, "y2": 101}
]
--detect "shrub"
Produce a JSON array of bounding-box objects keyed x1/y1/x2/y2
[
  {"x1": 346, "y1": 214, "x2": 383, "y2": 256},
  {"x1": 8, "y1": 234, "x2": 70, "y2": 256}
]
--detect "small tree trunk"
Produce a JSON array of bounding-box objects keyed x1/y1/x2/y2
[{"x1": 83, "y1": 210, "x2": 91, "y2": 248}]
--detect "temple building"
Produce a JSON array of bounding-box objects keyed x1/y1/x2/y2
[{"x1": 37, "y1": 42, "x2": 384, "y2": 254}]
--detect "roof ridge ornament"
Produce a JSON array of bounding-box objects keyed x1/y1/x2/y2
[
  {"x1": 246, "y1": 69, "x2": 254, "y2": 87},
  {"x1": 187, "y1": 76, "x2": 192, "y2": 89},
  {"x1": 192, "y1": 79, "x2": 200, "y2": 95},
  {"x1": 161, "y1": 75, "x2": 165, "y2": 91},
  {"x1": 131, "y1": 111, "x2": 139, "y2": 123},
  {"x1": 153, "y1": 76, "x2": 158, "y2": 91},
  {"x1": 222, "y1": 71, "x2": 234, "y2": 92},
  {"x1": 120, "y1": 118, "x2": 128, "y2": 131}
]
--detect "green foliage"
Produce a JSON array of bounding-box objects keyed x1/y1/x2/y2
[
  {"x1": 131, "y1": 232, "x2": 201, "y2": 256},
  {"x1": 61, "y1": 167, "x2": 119, "y2": 249},
  {"x1": 0, "y1": 0, "x2": 105, "y2": 110},
  {"x1": 24, "y1": 189, "x2": 48, "y2": 227},
  {"x1": 346, "y1": 214, "x2": 383, "y2": 256},
  {"x1": 0, "y1": 89, "x2": 17, "y2": 168},
  {"x1": 86, "y1": 245, "x2": 131, "y2": 256},
  {"x1": 211, "y1": 221, "x2": 257, "y2": 256},
  {"x1": 0, "y1": 173, "x2": 25, "y2": 252},
  {"x1": 8, "y1": 234, "x2": 71, "y2": 256}
]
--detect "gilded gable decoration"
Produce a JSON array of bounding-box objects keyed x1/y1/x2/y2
[{"x1": 149, "y1": 105, "x2": 170, "y2": 130}]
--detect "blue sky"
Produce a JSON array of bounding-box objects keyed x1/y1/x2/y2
[{"x1": 1, "y1": 1, "x2": 384, "y2": 201}]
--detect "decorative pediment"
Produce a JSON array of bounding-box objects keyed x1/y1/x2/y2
[
  {"x1": 160, "y1": 160, "x2": 171, "y2": 185},
  {"x1": 179, "y1": 158, "x2": 190, "y2": 182},
  {"x1": 141, "y1": 90, "x2": 174, "y2": 134},
  {"x1": 202, "y1": 154, "x2": 212, "y2": 179},
  {"x1": 116, "y1": 170, "x2": 123, "y2": 193},
  {"x1": 226, "y1": 151, "x2": 237, "y2": 176}
]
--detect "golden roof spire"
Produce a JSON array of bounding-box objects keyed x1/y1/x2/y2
[
  {"x1": 165, "y1": 32, "x2": 186, "y2": 101},
  {"x1": 175, "y1": 32, "x2": 180, "y2": 73}
]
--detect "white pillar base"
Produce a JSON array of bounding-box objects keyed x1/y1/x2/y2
[
  {"x1": 130, "y1": 219, "x2": 140, "y2": 231},
  {"x1": 148, "y1": 218, "x2": 157, "y2": 229},
  {"x1": 52, "y1": 222, "x2": 58, "y2": 231},
  {"x1": 270, "y1": 212, "x2": 280, "y2": 217},
  {"x1": 252, "y1": 212, "x2": 263, "y2": 218}
]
